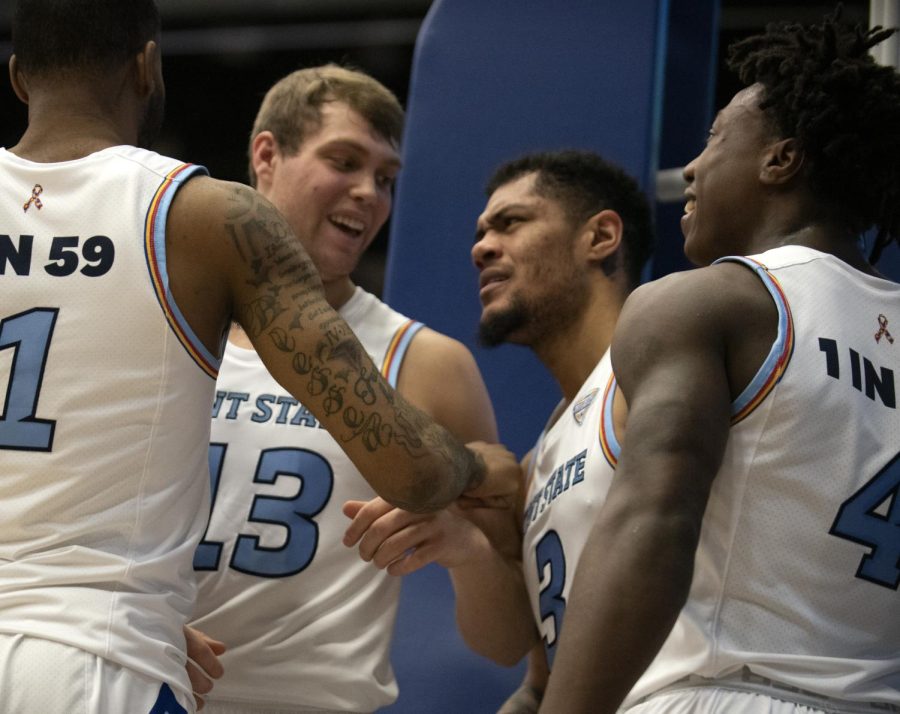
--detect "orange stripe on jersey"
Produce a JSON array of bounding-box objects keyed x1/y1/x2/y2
[
  {"x1": 599, "y1": 372, "x2": 620, "y2": 468},
  {"x1": 381, "y1": 319, "x2": 423, "y2": 386},
  {"x1": 145, "y1": 164, "x2": 219, "y2": 379}
]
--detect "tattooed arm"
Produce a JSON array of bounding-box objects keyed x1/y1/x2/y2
[{"x1": 165, "y1": 177, "x2": 488, "y2": 512}]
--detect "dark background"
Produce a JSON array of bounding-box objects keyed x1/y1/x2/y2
[{"x1": 0, "y1": 0, "x2": 872, "y2": 295}]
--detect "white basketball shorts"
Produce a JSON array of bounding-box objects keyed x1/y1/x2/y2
[{"x1": 0, "y1": 633, "x2": 194, "y2": 713}]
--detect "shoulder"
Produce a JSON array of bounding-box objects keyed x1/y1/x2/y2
[
  {"x1": 624, "y1": 262, "x2": 766, "y2": 322},
  {"x1": 400, "y1": 328, "x2": 487, "y2": 398},
  {"x1": 617, "y1": 262, "x2": 773, "y2": 350},
  {"x1": 167, "y1": 178, "x2": 296, "y2": 267},
  {"x1": 404, "y1": 327, "x2": 479, "y2": 369},
  {"x1": 613, "y1": 261, "x2": 778, "y2": 403},
  {"x1": 168, "y1": 176, "x2": 253, "y2": 218},
  {"x1": 397, "y1": 327, "x2": 498, "y2": 442}
]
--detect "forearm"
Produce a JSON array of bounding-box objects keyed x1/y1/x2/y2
[
  {"x1": 449, "y1": 542, "x2": 537, "y2": 666},
  {"x1": 539, "y1": 498, "x2": 698, "y2": 712},
  {"x1": 498, "y1": 644, "x2": 549, "y2": 713}
]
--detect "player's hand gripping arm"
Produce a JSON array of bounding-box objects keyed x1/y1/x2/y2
[
  {"x1": 344, "y1": 441, "x2": 537, "y2": 666},
  {"x1": 538, "y1": 270, "x2": 736, "y2": 712},
  {"x1": 343, "y1": 328, "x2": 535, "y2": 662},
  {"x1": 166, "y1": 179, "x2": 497, "y2": 512}
]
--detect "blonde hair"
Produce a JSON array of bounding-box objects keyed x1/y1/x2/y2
[{"x1": 248, "y1": 64, "x2": 404, "y2": 186}]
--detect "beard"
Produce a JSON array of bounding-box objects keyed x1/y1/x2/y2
[
  {"x1": 137, "y1": 87, "x2": 165, "y2": 150},
  {"x1": 478, "y1": 270, "x2": 590, "y2": 349},
  {"x1": 478, "y1": 295, "x2": 530, "y2": 347}
]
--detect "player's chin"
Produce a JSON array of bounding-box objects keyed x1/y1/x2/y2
[{"x1": 682, "y1": 235, "x2": 716, "y2": 268}]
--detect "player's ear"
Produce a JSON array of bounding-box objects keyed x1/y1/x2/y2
[
  {"x1": 582, "y1": 209, "x2": 623, "y2": 264},
  {"x1": 134, "y1": 40, "x2": 162, "y2": 99},
  {"x1": 9, "y1": 55, "x2": 29, "y2": 104},
  {"x1": 761, "y1": 137, "x2": 805, "y2": 186},
  {"x1": 251, "y1": 131, "x2": 280, "y2": 193}
]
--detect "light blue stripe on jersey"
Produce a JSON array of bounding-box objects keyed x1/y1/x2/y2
[
  {"x1": 146, "y1": 164, "x2": 221, "y2": 376},
  {"x1": 601, "y1": 376, "x2": 622, "y2": 464},
  {"x1": 714, "y1": 255, "x2": 793, "y2": 419},
  {"x1": 385, "y1": 321, "x2": 424, "y2": 387}
]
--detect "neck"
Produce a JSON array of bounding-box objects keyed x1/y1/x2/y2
[
  {"x1": 741, "y1": 192, "x2": 878, "y2": 276},
  {"x1": 323, "y1": 277, "x2": 357, "y2": 310},
  {"x1": 10, "y1": 79, "x2": 137, "y2": 163},
  {"x1": 746, "y1": 218, "x2": 878, "y2": 277},
  {"x1": 532, "y1": 287, "x2": 626, "y2": 403}
]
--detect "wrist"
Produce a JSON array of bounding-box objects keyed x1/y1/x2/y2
[{"x1": 466, "y1": 450, "x2": 487, "y2": 492}]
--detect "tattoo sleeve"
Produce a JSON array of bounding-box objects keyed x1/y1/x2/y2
[{"x1": 223, "y1": 184, "x2": 478, "y2": 511}]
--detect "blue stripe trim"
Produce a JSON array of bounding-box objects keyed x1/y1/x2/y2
[
  {"x1": 148, "y1": 165, "x2": 220, "y2": 374},
  {"x1": 714, "y1": 255, "x2": 790, "y2": 417},
  {"x1": 602, "y1": 377, "x2": 622, "y2": 462},
  {"x1": 386, "y1": 321, "x2": 424, "y2": 387}
]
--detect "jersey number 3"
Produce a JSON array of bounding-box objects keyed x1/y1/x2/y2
[
  {"x1": 535, "y1": 530, "x2": 567, "y2": 668},
  {"x1": 830, "y1": 450, "x2": 900, "y2": 590},
  {"x1": 194, "y1": 445, "x2": 334, "y2": 577}
]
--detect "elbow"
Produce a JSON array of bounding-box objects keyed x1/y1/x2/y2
[{"x1": 457, "y1": 617, "x2": 536, "y2": 667}]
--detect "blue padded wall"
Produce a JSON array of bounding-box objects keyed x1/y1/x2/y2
[
  {"x1": 653, "y1": 0, "x2": 720, "y2": 278},
  {"x1": 381, "y1": 1, "x2": 724, "y2": 711},
  {"x1": 384, "y1": 0, "x2": 670, "y2": 462},
  {"x1": 381, "y1": 2, "x2": 679, "y2": 712}
]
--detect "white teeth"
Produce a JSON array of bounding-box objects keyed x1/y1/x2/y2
[
  {"x1": 684, "y1": 199, "x2": 696, "y2": 215},
  {"x1": 330, "y1": 215, "x2": 365, "y2": 233}
]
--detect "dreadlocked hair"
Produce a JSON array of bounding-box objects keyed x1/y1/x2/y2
[{"x1": 727, "y1": 5, "x2": 900, "y2": 263}]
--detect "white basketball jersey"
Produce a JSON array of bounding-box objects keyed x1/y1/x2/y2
[
  {"x1": 0, "y1": 146, "x2": 215, "y2": 702},
  {"x1": 522, "y1": 349, "x2": 621, "y2": 670},
  {"x1": 191, "y1": 287, "x2": 423, "y2": 712},
  {"x1": 626, "y1": 245, "x2": 900, "y2": 707}
]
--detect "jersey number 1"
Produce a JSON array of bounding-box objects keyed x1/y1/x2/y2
[{"x1": 0, "y1": 308, "x2": 58, "y2": 451}]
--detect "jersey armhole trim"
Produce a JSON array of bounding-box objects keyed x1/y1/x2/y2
[
  {"x1": 145, "y1": 163, "x2": 220, "y2": 380},
  {"x1": 381, "y1": 319, "x2": 425, "y2": 388},
  {"x1": 714, "y1": 255, "x2": 795, "y2": 424},
  {"x1": 599, "y1": 373, "x2": 621, "y2": 467}
]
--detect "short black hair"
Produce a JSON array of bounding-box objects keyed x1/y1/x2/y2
[
  {"x1": 13, "y1": 0, "x2": 161, "y2": 77},
  {"x1": 486, "y1": 150, "x2": 655, "y2": 288},
  {"x1": 727, "y1": 6, "x2": 900, "y2": 262}
]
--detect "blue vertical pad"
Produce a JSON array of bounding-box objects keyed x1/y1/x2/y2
[{"x1": 382, "y1": 2, "x2": 673, "y2": 712}]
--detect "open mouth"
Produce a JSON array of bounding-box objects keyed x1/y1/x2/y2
[
  {"x1": 479, "y1": 272, "x2": 509, "y2": 301},
  {"x1": 684, "y1": 198, "x2": 696, "y2": 215},
  {"x1": 329, "y1": 214, "x2": 365, "y2": 238}
]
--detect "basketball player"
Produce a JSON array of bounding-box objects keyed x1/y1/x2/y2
[
  {"x1": 542, "y1": 10, "x2": 900, "y2": 713},
  {"x1": 343, "y1": 149, "x2": 654, "y2": 711},
  {"x1": 0, "y1": 2, "x2": 506, "y2": 712},
  {"x1": 187, "y1": 65, "x2": 499, "y2": 713}
]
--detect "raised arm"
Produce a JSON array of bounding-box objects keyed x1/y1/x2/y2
[
  {"x1": 539, "y1": 266, "x2": 765, "y2": 712},
  {"x1": 166, "y1": 177, "x2": 487, "y2": 512}
]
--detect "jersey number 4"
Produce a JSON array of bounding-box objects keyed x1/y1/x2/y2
[
  {"x1": 194, "y1": 445, "x2": 334, "y2": 578},
  {"x1": 0, "y1": 308, "x2": 58, "y2": 451},
  {"x1": 829, "y1": 450, "x2": 900, "y2": 590}
]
